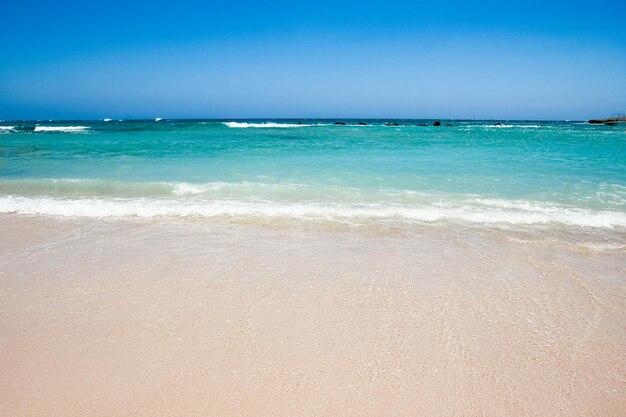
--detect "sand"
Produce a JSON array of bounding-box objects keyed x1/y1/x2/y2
[{"x1": 0, "y1": 215, "x2": 625, "y2": 416}]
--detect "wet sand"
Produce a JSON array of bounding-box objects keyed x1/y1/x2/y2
[{"x1": 0, "y1": 215, "x2": 625, "y2": 416}]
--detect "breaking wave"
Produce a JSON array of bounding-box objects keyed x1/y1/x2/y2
[
  {"x1": 1, "y1": 195, "x2": 625, "y2": 229},
  {"x1": 34, "y1": 126, "x2": 89, "y2": 132},
  {"x1": 223, "y1": 122, "x2": 314, "y2": 128}
]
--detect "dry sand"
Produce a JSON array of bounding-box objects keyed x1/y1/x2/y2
[{"x1": 0, "y1": 215, "x2": 625, "y2": 416}]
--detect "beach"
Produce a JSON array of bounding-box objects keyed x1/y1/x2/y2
[{"x1": 1, "y1": 214, "x2": 624, "y2": 416}]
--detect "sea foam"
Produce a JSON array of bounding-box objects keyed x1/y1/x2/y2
[
  {"x1": 1, "y1": 195, "x2": 625, "y2": 229},
  {"x1": 224, "y1": 122, "x2": 313, "y2": 128},
  {"x1": 34, "y1": 126, "x2": 89, "y2": 132}
]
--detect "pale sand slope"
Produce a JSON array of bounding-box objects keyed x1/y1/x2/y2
[{"x1": 0, "y1": 215, "x2": 624, "y2": 417}]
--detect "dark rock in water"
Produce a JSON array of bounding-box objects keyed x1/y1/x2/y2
[
  {"x1": 494, "y1": 122, "x2": 502, "y2": 126},
  {"x1": 297, "y1": 122, "x2": 302, "y2": 125},
  {"x1": 385, "y1": 122, "x2": 399, "y2": 126},
  {"x1": 589, "y1": 115, "x2": 626, "y2": 124},
  {"x1": 334, "y1": 122, "x2": 346, "y2": 125},
  {"x1": 446, "y1": 124, "x2": 453, "y2": 126},
  {"x1": 358, "y1": 122, "x2": 367, "y2": 125},
  {"x1": 433, "y1": 121, "x2": 441, "y2": 126}
]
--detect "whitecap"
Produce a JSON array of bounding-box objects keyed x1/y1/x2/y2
[
  {"x1": 34, "y1": 126, "x2": 89, "y2": 132},
  {"x1": 484, "y1": 124, "x2": 542, "y2": 129},
  {"x1": 223, "y1": 122, "x2": 312, "y2": 128},
  {"x1": 171, "y1": 182, "x2": 224, "y2": 195}
]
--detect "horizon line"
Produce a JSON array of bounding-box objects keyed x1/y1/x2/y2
[{"x1": 1, "y1": 117, "x2": 588, "y2": 123}]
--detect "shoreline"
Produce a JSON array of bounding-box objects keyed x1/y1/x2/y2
[{"x1": 1, "y1": 215, "x2": 624, "y2": 416}]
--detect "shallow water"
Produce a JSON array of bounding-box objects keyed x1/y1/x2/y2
[{"x1": 0, "y1": 215, "x2": 624, "y2": 416}]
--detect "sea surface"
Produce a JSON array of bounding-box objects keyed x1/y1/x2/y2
[{"x1": 1, "y1": 119, "x2": 625, "y2": 231}]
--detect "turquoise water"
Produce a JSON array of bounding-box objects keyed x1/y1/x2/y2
[{"x1": 1, "y1": 119, "x2": 625, "y2": 228}]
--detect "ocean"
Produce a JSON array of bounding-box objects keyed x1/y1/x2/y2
[{"x1": 1, "y1": 119, "x2": 625, "y2": 230}]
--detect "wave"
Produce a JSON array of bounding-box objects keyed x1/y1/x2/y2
[
  {"x1": 0, "y1": 178, "x2": 308, "y2": 199},
  {"x1": 483, "y1": 124, "x2": 542, "y2": 129},
  {"x1": 0, "y1": 126, "x2": 16, "y2": 132},
  {"x1": 223, "y1": 122, "x2": 314, "y2": 128},
  {"x1": 172, "y1": 182, "x2": 225, "y2": 195},
  {"x1": 34, "y1": 126, "x2": 89, "y2": 132},
  {"x1": 1, "y1": 195, "x2": 625, "y2": 229}
]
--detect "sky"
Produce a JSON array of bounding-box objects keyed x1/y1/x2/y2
[{"x1": 1, "y1": 0, "x2": 625, "y2": 120}]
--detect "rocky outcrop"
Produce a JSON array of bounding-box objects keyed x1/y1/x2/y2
[{"x1": 589, "y1": 114, "x2": 626, "y2": 124}]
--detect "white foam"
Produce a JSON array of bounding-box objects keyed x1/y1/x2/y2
[
  {"x1": 103, "y1": 118, "x2": 113, "y2": 122},
  {"x1": 484, "y1": 124, "x2": 541, "y2": 129},
  {"x1": 0, "y1": 126, "x2": 16, "y2": 132},
  {"x1": 223, "y1": 122, "x2": 312, "y2": 128},
  {"x1": 1, "y1": 195, "x2": 625, "y2": 229},
  {"x1": 171, "y1": 182, "x2": 225, "y2": 195},
  {"x1": 155, "y1": 118, "x2": 163, "y2": 121},
  {"x1": 34, "y1": 126, "x2": 89, "y2": 132}
]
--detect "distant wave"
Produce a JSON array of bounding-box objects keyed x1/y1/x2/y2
[
  {"x1": 0, "y1": 126, "x2": 16, "y2": 132},
  {"x1": 1, "y1": 195, "x2": 625, "y2": 229},
  {"x1": 34, "y1": 126, "x2": 89, "y2": 132},
  {"x1": 103, "y1": 118, "x2": 113, "y2": 122},
  {"x1": 484, "y1": 124, "x2": 542, "y2": 129},
  {"x1": 224, "y1": 122, "x2": 313, "y2": 128}
]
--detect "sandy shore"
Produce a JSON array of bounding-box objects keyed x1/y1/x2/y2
[{"x1": 1, "y1": 215, "x2": 625, "y2": 416}]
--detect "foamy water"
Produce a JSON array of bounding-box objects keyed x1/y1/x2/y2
[
  {"x1": 33, "y1": 126, "x2": 89, "y2": 132},
  {"x1": 223, "y1": 121, "x2": 315, "y2": 128},
  {"x1": 1, "y1": 195, "x2": 625, "y2": 229}
]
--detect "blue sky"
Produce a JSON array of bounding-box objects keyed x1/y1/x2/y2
[{"x1": 1, "y1": 0, "x2": 625, "y2": 120}]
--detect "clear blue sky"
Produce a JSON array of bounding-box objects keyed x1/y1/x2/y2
[{"x1": 1, "y1": 0, "x2": 625, "y2": 120}]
